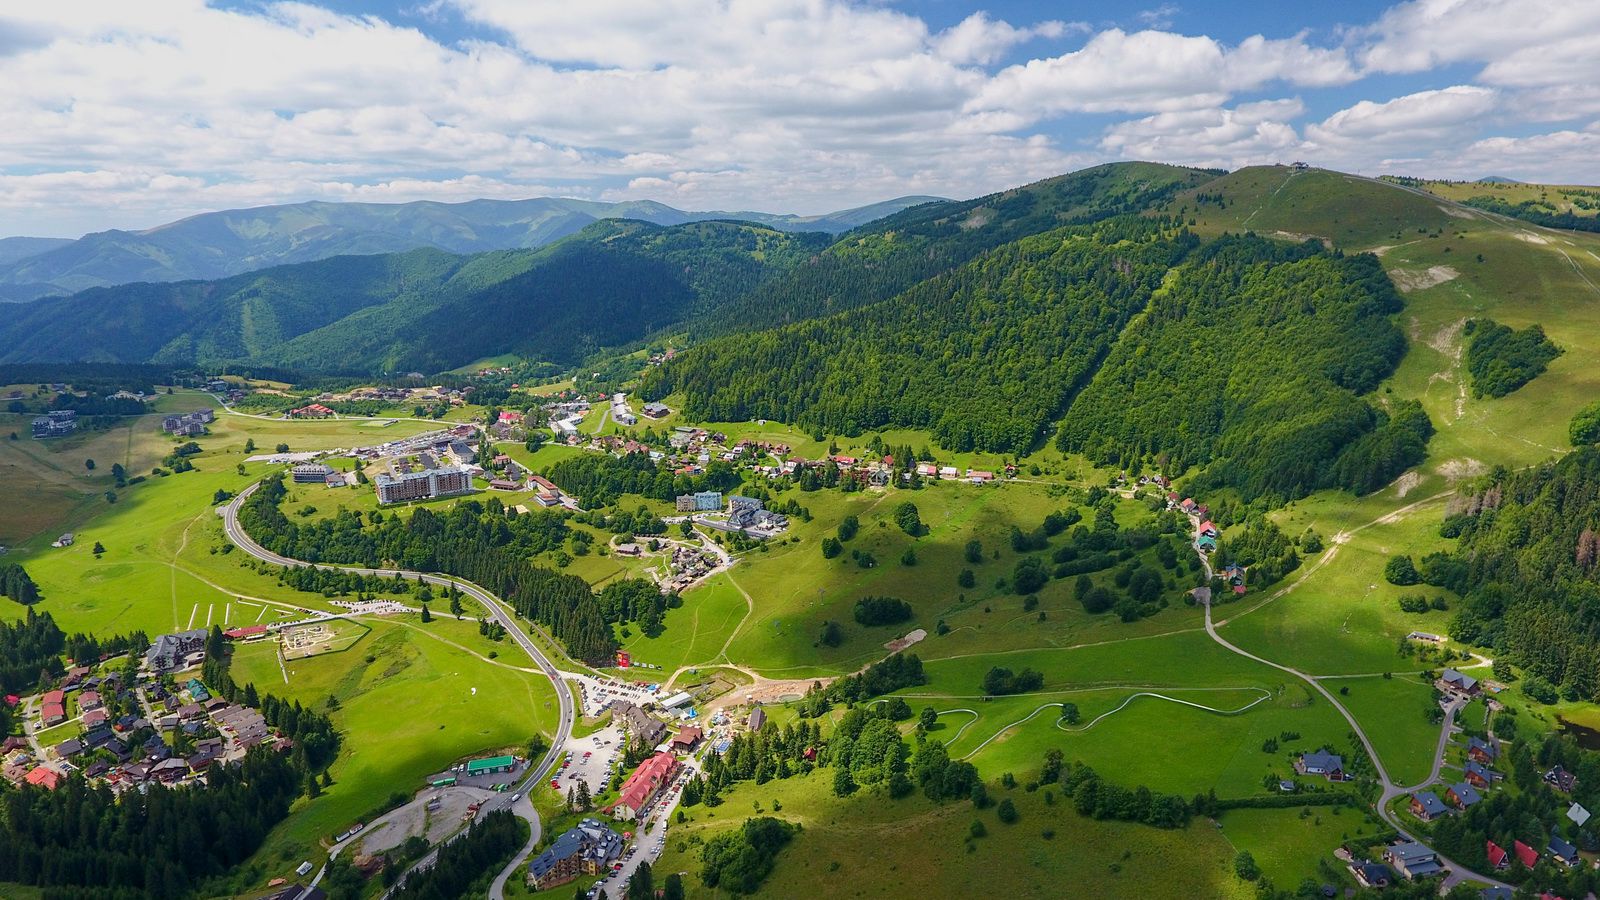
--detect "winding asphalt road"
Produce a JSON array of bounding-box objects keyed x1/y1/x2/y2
[
  {"x1": 1204, "y1": 603, "x2": 1509, "y2": 892},
  {"x1": 220, "y1": 483, "x2": 575, "y2": 898}
]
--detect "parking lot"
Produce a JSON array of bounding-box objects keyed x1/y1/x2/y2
[
  {"x1": 550, "y1": 724, "x2": 624, "y2": 800},
  {"x1": 569, "y1": 673, "x2": 662, "y2": 717}
]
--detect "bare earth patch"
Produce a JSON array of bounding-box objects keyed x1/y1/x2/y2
[
  {"x1": 1390, "y1": 265, "x2": 1459, "y2": 293},
  {"x1": 1393, "y1": 471, "x2": 1421, "y2": 498},
  {"x1": 884, "y1": 628, "x2": 927, "y2": 653},
  {"x1": 1513, "y1": 232, "x2": 1549, "y2": 244},
  {"x1": 1438, "y1": 458, "x2": 1486, "y2": 481}
]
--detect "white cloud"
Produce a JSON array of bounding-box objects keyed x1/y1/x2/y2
[
  {"x1": 1305, "y1": 85, "x2": 1498, "y2": 149},
  {"x1": 933, "y1": 12, "x2": 1077, "y2": 66},
  {"x1": 1101, "y1": 99, "x2": 1306, "y2": 167},
  {"x1": 972, "y1": 29, "x2": 1354, "y2": 121},
  {"x1": 0, "y1": 1, "x2": 1594, "y2": 237}
]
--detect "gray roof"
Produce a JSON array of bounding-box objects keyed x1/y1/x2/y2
[
  {"x1": 1441, "y1": 668, "x2": 1478, "y2": 690},
  {"x1": 1412, "y1": 791, "x2": 1449, "y2": 817},
  {"x1": 1387, "y1": 841, "x2": 1436, "y2": 862},
  {"x1": 1448, "y1": 782, "x2": 1481, "y2": 807},
  {"x1": 1301, "y1": 749, "x2": 1343, "y2": 772},
  {"x1": 1468, "y1": 736, "x2": 1499, "y2": 758},
  {"x1": 1549, "y1": 832, "x2": 1578, "y2": 859}
]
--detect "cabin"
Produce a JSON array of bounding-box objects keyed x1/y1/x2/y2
[
  {"x1": 1514, "y1": 839, "x2": 1538, "y2": 868},
  {"x1": 1410, "y1": 791, "x2": 1449, "y2": 821}
]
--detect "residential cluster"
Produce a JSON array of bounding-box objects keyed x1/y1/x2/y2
[{"x1": 5, "y1": 633, "x2": 296, "y2": 798}]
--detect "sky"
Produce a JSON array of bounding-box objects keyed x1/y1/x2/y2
[{"x1": 1, "y1": 0, "x2": 1597, "y2": 237}]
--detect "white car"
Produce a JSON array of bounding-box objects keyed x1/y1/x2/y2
[{"x1": 511, "y1": 793, "x2": 521, "y2": 802}]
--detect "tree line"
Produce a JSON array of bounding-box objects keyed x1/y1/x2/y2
[
  {"x1": 240, "y1": 476, "x2": 621, "y2": 662},
  {"x1": 0, "y1": 746, "x2": 305, "y2": 898},
  {"x1": 1463, "y1": 318, "x2": 1561, "y2": 398}
]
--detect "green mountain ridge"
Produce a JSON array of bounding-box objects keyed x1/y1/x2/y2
[{"x1": 0, "y1": 194, "x2": 937, "y2": 302}]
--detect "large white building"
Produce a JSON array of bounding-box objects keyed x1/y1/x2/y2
[{"x1": 375, "y1": 465, "x2": 473, "y2": 504}]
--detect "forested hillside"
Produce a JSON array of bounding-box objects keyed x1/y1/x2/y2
[
  {"x1": 1059, "y1": 235, "x2": 1416, "y2": 501},
  {"x1": 652, "y1": 223, "x2": 1420, "y2": 495},
  {"x1": 698, "y1": 162, "x2": 1218, "y2": 335},
  {"x1": 0, "y1": 194, "x2": 925, "y2": 301},
  {"x1": 0, "y1": 220, "x2": 826, "y2": 374},
  {"x1": 648, "y1": 217, "x2": 1196, "y2": 453},
  {"x1": 1444, "y1": 448, "x2": 1600, "y2": 700}
]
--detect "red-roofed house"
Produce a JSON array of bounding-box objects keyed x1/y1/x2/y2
[
  {"x1": 1486, "y1": 840, "x2": 1508, "y2": 869},
  {"x1": 78, "y1": 690, "x2": 102, "y2": 711},
  {"x1": 42, "y1": 689, "x2": 64, "y2": 706},
  {"x1": 1514, "y1": 840, "x2": 1539, "y2": 868},
  {"x1": 224, "y1": 625, "x2": 269, "y2": 641},
  {"x1": 612, "y1": 752, "x2": 680, "y2": 822},
  {"x1": 40, "y1": 702, "x2": 65, "y2": 727},
  {"x1": 670, "y1": 727, "x2": 702, "y2": 752},
  {"x1": 4, "y1": 694, "x2": 19, "y2": 707},
  {"x1": 25, "y1": 767, "x2": 62, "y2": 790},
  {"x1": 1198, "y1": 521, "x2": 1219, "y2": 538},
  {"x1": 83, "y1": 709, "x2": 108, "y2": 728}
]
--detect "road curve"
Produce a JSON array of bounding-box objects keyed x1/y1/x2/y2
[
  {"x1": 1204, "y1": 604, "x2": 1509, "y2": 891},
  {"x1": 220, "y1": 483, "x2": 575, "y2": 898}
]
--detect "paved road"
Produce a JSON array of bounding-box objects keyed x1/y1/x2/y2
[
  {"x1": 1203, "y1": 603, "x2": 1508, "y2": 892},
  {"x1": 220, "y1": 483, "x2": 575, "y2": 897}
]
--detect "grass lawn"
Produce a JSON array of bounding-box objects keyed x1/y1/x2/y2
[
  {"x1": 653, "y1": 770, "x2": 1254, "y2": 899},
  {"x1": 232, "y1": 616, "x2": 560, "y2": 879},
  {"x1": 1218, "y1": 497, "x2": 1459, "y2": 677},
  {"x1": 1219, "y1": 805, "x2": 1382, "y2": 887},
  {"x1": 1327, "y1": 675, "x2": 1442, "y2": 787}
]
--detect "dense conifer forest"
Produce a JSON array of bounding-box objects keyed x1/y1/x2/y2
[{"x1": 648, "y1": 217, "x2": 1193, "y2": 452}]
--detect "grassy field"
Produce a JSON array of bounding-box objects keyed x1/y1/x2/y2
[
  {"x1": 653, "y1": 769, "x2": 1254, "y2": 899},
  {"x1": 1412, "y1": 178, "x2": 1600, "y2": 220},
  {"x1": 1326, "y1": 674, "x2": 1441, "y2": 787},
  {"x1": 1219, "y1": 805, "x2": 1382, "y2": 887},
  {"x1": 898, "y1": 630, "x2": 1359, "y2": 797},
  {"x1": 230, "y1": 616, "x2": 559, "y2": 881}
]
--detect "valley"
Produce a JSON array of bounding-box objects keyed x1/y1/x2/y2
[{"x1": 3, "y1": 162, "x2": 1600, "y2": 900}]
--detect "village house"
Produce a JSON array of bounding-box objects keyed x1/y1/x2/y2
[
  {"x1": 1350, "y1": 860, "x2": 1392, "y2": 889},
  {"x1": 748, "y1": 706, "x2": 767, "y2": 732},
  {"x1": 1296, "y1": 749, "x2": 1345, "y2": 781},
  {"x1": 1410, "y1": 791, "x2": 1449, "y2": 821},
  {"x1": 1549, "y1": 832, "x2": 1580, "y2": 867},
  {"x1": 25, "y1": 767, "x2": 63, "y2": 790},
  {"x1": 1486, "y1": 840, "x2": 1508, "y2": 870},
  {"x1": 1445, "y1": 782, "x2": 1481, "y2": 809},
  {"x1": 670, "y1": 726, "x2": 702, "y2": 753},
  {"x1": 1384, "y1": 841, "x2": 1443, "y2": 880},
  {"x1": 1464, "y1": 760, "x2": 1496, "y2": 789},
  {"x1": 1468, "y1": 736, "x2": 1499, "y2": 765},
  {"x1": 1546, "y1": 765, "x2": 1579, "y2": 793},
  {"x1": 1514, "y1": 839, "x2": 1539, "y2": 869},
  {"x1": 1437, "y1": 668, "x2": 1480, "y2": 697}
]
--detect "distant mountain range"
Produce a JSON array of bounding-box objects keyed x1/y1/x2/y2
[
  {"x1": 0, "y1": 194, "x2": 942, "y2": 302},
  {"x1": 0, "y1": 163, "x2": 1200, "y2": 374}
]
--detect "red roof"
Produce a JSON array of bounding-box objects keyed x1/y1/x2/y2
[
  {"x1": 3, "y1": 694, "x2": 18, "y2": 706},
  {"x1": 1515, "y1": 839, "x2": 1538, "y2": 867},
  {"x1": 25, "y1": 767, "x2": 62, "y2": 790},
  {"x1": 83, "y1": 709, "x2": 108, "y2": 726},
  {"x1": 529, "y1": 475, "x2": 559, "y2": 492},
  {"x1": 617, "y1": 752, "x2": 677, "y2": 813},
  {"x1": 1486, "y1": 841, "x2": 1507, "y2": 867},
  {"x1": 224, "y1": 625, "x2": 269, "y2": 639},
  {"x1": 42, "y1": 689, "x2": 64, "y2": 705},
  {"x1": 672, "y1": 726, "x2": 703, "y2": 748},
  {"x1": 41, "y1": 702, "x2": 65, "y2": 721},
  {"x1": 1199, "y1": 520, "x2": 1217, "y2": 534}
]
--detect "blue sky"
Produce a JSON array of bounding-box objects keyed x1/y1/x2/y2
[{"x1": 1, "y1": 1, "x2": 1596, "y2": 236}]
